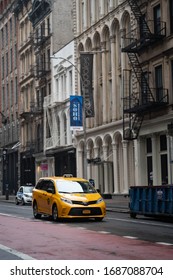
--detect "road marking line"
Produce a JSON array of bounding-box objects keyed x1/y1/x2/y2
[
  {"x1": 97, "y1": 231, "x2": 110, "y2": 234},
  {"x1": 156, "y1": 242, "x2": 173, "y2": 246},
  {"x1": 0, "y1": 244, "x2": 36, "y2": 260},
  {"x1": 107, "y1": 217, "x2": 173, "y2": 228},
  {"x1": 123, "y1": 236, "x2": 138, "y2": 239}
]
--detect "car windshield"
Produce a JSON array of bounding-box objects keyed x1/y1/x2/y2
[
  {"x1": 23, "y1": 186, "x2": 34, "y2": 193},
  {"x1": 56, "y1": 180, "x2": 97, "y2": 194}
]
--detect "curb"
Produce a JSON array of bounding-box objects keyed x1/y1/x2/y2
[{"x1": 0, "y1": 198, "x2": 129, "y2": 213}]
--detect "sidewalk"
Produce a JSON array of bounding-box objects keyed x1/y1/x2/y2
[
  {"x1": 0, "y1": 194, "x2": 129, "y2": 213},
  {"x1": 104, "y1": 195, "x2": 129, "y2": 213}
]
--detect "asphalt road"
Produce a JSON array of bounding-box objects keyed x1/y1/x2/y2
[
  {"x1": 0, "y1": 202, "x2": 173, "y2": 244},
  {"x1": 0, "y1": 202, "x2": 173, "y2": 260}
]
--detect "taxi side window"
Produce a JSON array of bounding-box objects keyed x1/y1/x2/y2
[
  {"x1": 42, "y1": 181, "x2": 49, "y2": 191},
  {"x1": 36, "y1": 180, "x2": 44, "y2": 190},
  {"x1": 47, "y1": 181, "x2": 55, "y2": 194},
  {"x1": 36, "y1": 180, "x2": 55, "y2": 193}
]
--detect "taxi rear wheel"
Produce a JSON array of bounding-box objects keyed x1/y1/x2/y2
[
  {"x1": 52, "y1": 204, "x2": 59, "y2": 221},
  {"x1": 33, "y1": 201, "x2": 41, "y2": 219}
]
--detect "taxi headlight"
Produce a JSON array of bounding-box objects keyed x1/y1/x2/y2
[
  {"x1": 96, "y1": 197, "x2": 103, "y2": 204},
  {"x1": 60, "y1": 197, "x2": 73, "y2": 204}
]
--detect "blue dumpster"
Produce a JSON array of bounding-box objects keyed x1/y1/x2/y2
[{"x1": 129, "y1": 185, "x2": 173, "y2": 218}]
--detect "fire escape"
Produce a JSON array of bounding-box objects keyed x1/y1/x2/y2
[
  {"x1": 122, "y1": 0, "x2": 168, "y2": 140},
  {"x1": 33, "y1": 26, "x2": 51, "y2": 79}
]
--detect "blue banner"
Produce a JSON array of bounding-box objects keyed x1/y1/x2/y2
[{"x1": 70, "y1": 96, "x2": 83, "y2": 130}]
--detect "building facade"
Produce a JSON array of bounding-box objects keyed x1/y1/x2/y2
[
  {"x1": 1, "y1": 0, "x2": 173, "y2": 197},
  {"x1": 13, "y1": 0, "x2": 36, "y2": 187},
  {"x1": 28, "y1": 0, "x2": 74, "y2": 182},
  {"x1": 13, "y1": 0, "x2": 74, "y2": 185},
  {"x1": 0, "y1": 0, "x2": 20, "y2": 195},
  {"x1": 43, "y1": 40, "x2": 76, "y2": 179},
  {"x1": 73, "y1": 0, "x2": 173, "y2": 195}
]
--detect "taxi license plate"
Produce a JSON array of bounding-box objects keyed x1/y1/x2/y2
[{"x1": 83, "y1": 210, "x2": 91, "y2": 214}]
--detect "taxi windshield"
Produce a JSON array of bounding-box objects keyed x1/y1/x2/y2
[{"x1": 56, "y1": 180, "x2": 97, "y2": 194}]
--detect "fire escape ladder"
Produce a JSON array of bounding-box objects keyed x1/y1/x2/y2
[
  {"x1": 124, "y1": 113, "x2": 144, "y2": 140},
  {"x1": 127, "y1": 52, "x2": 154, "y2": 102},
  {"x1": 127, "y1": 0, "x2": 151, "y2": 36},
  {"x1": 131, "y1": 114, "x2": 144, "y2": 138},
  {"x1": 122, "y1": 1, "x2": 167, "y2": 140}
]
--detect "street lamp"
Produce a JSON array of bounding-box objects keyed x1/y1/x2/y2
[{"x1": 50, "y1": 55, "x2": 87, "y2": 179}]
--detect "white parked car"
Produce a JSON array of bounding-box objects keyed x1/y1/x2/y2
[{"x1": 15, "y1": 185, "x2": 34, "y2": 205}]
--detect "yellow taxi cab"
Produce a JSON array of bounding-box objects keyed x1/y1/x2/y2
[{"x1": 32, "y1": 174, "x2": 106, "y2": 221}]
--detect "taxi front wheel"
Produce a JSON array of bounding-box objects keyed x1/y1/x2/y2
[
  {"x1": 33, "y1": 202, "x2": 41, "y2": 219},
  {"x1": 52, "y1": 204, "x2": 59, "y2": 221}
]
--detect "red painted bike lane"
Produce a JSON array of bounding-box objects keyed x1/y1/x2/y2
[{"x1": 0, "y1": 214, "x2": 173, "y2": 260}]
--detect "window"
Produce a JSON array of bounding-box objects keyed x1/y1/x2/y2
[
  {"x1": 6, "y1": 83, "x2": 9, "y2": 109},
  {"x1": 36, "y1": 180, "x2": 44, "y2": 190},
  {"x1": 155, "y1": 65, "x2": 163, "y2": 101},
  {"x1": 141, "y1": 71, "x2": 149, "y2": 104},
  {"x1": 41, "y1": 21, "x2": 45, "y2": 38},
  {"x1": 37, "y1": 124, "x2": 43, "y2": 152},
  {"x1": 5, "y1": 23, "x2": 8, "y2": 45},
  {"x1": 10, "y1": 48, "x2": 13, "y2": 72},
  {"x1": 170, "y1": 0, "x2": 173, "y2": 33},
  {"x1": 2, "y1": 56, "x2": 4, "y2": 79},
  {"x1": 160, "y1": 135, "x2": 167, "y2": 151},
  {"x1": 57, "y1": 117, "x2": 60, "y2": 145},
  {"x1": 14, "y1": 16, "x2": 17, "y2": 36},
  {"x1": 47, "y1": 48, "x2": 50, "y2": 70},
  {"x1": 160, "y1": 135, "x2": 168, "y2": 184},
  {"x1": 69, "y1": 70, "x2": 73, "y2": 94},
  {"x1": 64, "y1": 113, "x2": 67, "y2": 144},
  {"x1": 154, "y1": 4, "x2": 161, "y2": 34},
  {"x1": 14, "y1": 44, "x2": 17, "y2": 69},
  {"x1": 6, "y1": 52, "x2": 8, "y2": 76},
  {"x1": 147, "y1": 137, "x2": 152, "y2": 153},
  {"x1": 48, "y1": 82, "x2": 51, "y2": 95},
  {"x1": 1, "y1": 28, "x2": 4, "y2": 49},
  {"x1": 10, "y1": 80, "x2": 13, "y2": 108},
  {"x1": 2, "y1": 86, "x2": 5, "y2": 110},
  {"x1": 146, "y1": 137, "x2": 153, "y2": 185},
  {"x1": 10, "y1": 18, "x2": 12, "y2": 39},
  {"x1": 47, "y1": 17, "x2": 50, "y2": 34},
  {"x1": 171, "y1": 61, "x2": 173, "y2": 99},
  {"x1": 82, "y1": 1, "x2": 84, "y2": 30},
  {"x1": 15, "y1": 77, "x2": 18, "y2": 104}
]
